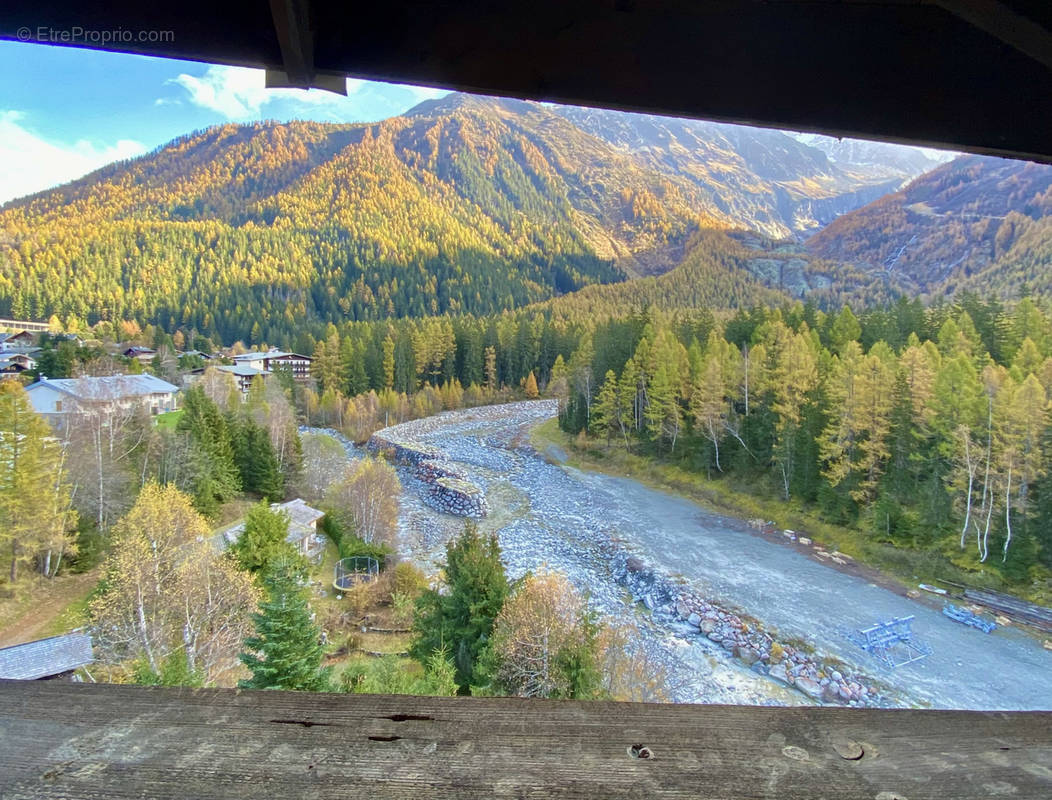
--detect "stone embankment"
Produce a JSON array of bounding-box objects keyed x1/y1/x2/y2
[
  {"x1": 368, "y1": 428, "x2": 489, "y2": 518},
  {"x1": 612, "y1": 548, "x2": 881, "y2": 706}
]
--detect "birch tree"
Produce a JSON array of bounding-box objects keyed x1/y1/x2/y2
[
  {"x1": 90, "y1": 483, "x2": 258, "y2": 681},
  {"x1": 325, "y1": 456, "x2": 401, "y2": 546}
]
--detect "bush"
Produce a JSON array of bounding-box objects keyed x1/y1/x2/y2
[
  {"x1": 391, "y1": 561, "x2": 429, "y2": 598},
  {"x1": 68, "y1": 518, "x2": 105, "y2": 573},
  {"x1": 320, "y1": 514, "x2": 391, "y2": 564}
]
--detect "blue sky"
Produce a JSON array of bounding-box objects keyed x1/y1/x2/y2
[{"x1": 0, "y1": 41, "x2": 450, "y2": 204}]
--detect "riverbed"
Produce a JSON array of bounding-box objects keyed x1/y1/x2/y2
[{"x1": 314, "y1": 402, "x2": 1052, "y2": 709}]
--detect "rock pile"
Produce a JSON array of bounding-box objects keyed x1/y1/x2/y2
[
  {"x1": 368, "y1": 430, "x2": 489, "y2": 518},
  {"x1": 610, "y1": 549, "x2": 881, "y2": 707},
  {"x1": 428, "y1": 477, "x2": 489, "y2": 518}
]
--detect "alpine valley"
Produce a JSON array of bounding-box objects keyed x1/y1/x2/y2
[{"x1": 0, "y1": 93, "x2": 1049, "y2": 347}]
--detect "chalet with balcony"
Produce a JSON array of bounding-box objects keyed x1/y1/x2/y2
[
  {"x1": 0, "y1": 352, "x2": 37, "y2": 373},
  {"x1": 186, "y1": 363, "x2": 271, "y2": 396},
  {"x1": 0, "y1": 330, "x2": 36, "y2": 351},
  {"x1": 233, "y1": 349, "x2": 312, "y2": 381}
]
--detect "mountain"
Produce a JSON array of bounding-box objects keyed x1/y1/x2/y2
[
  {"x1": 0, "y1": 94, "x2": 970, "y2": 344},
  {"x1": 805, "y1": 155, "x2": 1052, "y2": 299},
  {"x1": 793, "y1": 134, "x2": 953, "y2": 179},
  {"x1": 553, "y1": 106, "x2": 939, "y2": 237}
]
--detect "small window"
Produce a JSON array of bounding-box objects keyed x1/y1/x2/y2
[{"x1": 54, "y1": 400, "x2": 62, "y2": 412}]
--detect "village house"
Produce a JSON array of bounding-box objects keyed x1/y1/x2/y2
[
  {"x1": 121, "y1": 346, "x2": 157, "y2": 366},
  {"x1": 186, "y1": 363, "x2": 271, "y2": 396},
  {"x1": 0, "y1": 632, "x2": 94, "y2": 681},
  {"x1": 0, "y1": 330, "x2": 37, "y2": 351},
  {"x1": 217, "y1": 498, "x2": 327, "y2": 561},
  {"x1": 233, "y1": 349, "x2": 312, "y2": 382},
  {"x1": 25, "y1": 374, "x2": 180, "y2": 423},
  {"x1": 0, "y1": 352, "x2": 37, "y2": 374}
]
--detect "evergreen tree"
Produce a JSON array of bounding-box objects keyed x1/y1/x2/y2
[
  {"x1": 590, "y1": 370, "x2": 623, "y2": 447},
  {"x1": 410, "y1": 522, "x2": 509, "y2": 693},
  {"x1": 177, "y1": 387, "x2": 241, "y2": 515},
  {"x1": 230, "y1": 415, "x2": 284, "y2": 500},
  {"x1": 229, "y1": 501, "x2": 304, "y2": 574},
  {"x1": 239, "y1": 560, "x2": 331, "y2": 691}
]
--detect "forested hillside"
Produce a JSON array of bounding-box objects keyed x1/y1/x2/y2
[
  {"x1": 807, "y1": 155, "x2": 1052, "y2": 300},
  {"x1": 0, "y1": 95, "x2": 937, "y2": 346},
  {"x1": 556, "y1": 106, "x2": 938, "y2": 237}
]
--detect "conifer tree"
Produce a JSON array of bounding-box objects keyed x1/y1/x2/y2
[
  {"x1": 177, "y1": 387, "x2": 241, "y2": 515},
  {"x1": 230, "y1": 415, "x2": 284, "y2": 500},
  {"x1": 524, "y1": 370, "x2": 539, "y2": 399},
  {"x1": 411, "y1": 522, "x2": 509, "y2": 692},
  {"x1": 239, "y1": 560, "x2": 331, "y2": 691},
  {"x1": 230, "y1": 501, "x2": 303, "y2": 574},
  {"x1": 590, "y1": 370, "x2": 623, "y2": 447},
  {"x1": 0, "y1": 381, "x2": 77, "y2": 582}
]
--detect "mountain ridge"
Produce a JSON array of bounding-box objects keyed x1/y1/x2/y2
[{"x1": 0, "y1": 94, "x2": 1021, "y2": 344}]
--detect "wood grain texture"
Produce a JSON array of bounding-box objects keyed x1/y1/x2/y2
[{"x1": 1, "y1": 680, "x2": 1050, "y2": 799}]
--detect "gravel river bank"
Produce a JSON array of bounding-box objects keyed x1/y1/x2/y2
[{"x1": 310, "y1": 402, "x2": 1052, "y2": 709}]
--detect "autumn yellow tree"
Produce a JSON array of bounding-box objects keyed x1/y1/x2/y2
[
  {"x1": 820, "y1": 341, "x2": 896, "y2": 502},
  {"x1": 90, "y1": 483, "x2": 258, "y2": 681},
  {"x1": 324, "y1": 457, "x2": 401, "y2": 547},
  {"x1": 0, "y1": 381, "x2": 78, "y2": 583},
  {"x1": 523, "y1": 370, "x2": 539, "y2": 399},
  {"x1": 480, "y1": 570, "x2": 604, "y2": 699}
]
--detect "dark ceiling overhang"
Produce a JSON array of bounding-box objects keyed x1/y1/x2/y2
[{"x1": 2, "y1": 1, "x2": 1051, "y2": 161}]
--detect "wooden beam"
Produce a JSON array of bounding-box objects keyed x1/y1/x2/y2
[
  {"x1": 934, "y1": 0, "x2": 1052, "y2": 71},
  {"x1": 266, "y1": 0, "x2": 345, "y2": 93},
  {"x1": 1, "y1": 680, "x2": 1050, "y2": 798}
]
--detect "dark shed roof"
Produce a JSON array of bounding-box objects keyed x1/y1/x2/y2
[
  {"x1": 0, "y1": 633, "x2": 94, "y2": 680},
  {"x1": 1, "y1": 1, "x2": 1050, "y2": 162}
]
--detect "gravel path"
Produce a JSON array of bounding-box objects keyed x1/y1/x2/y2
[{"x1": 335, "y1": 402, "x2": 1052, "y2": 709}]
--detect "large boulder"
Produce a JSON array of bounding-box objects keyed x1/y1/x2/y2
[
  {"x1": 795, "y1": 676, "x2": 823, "y2": 701},
  {"x1": 768, "y1": 661, "x2": 790, "y2": 684}
]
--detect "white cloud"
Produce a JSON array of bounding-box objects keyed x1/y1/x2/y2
[
  {"x1": 0, "y1": 111, "x2": 146, "y2": 205},
  {"x1": 169, "y1": 65, "x2": 367, "y2": 120},
  {"x1": 169, "y1": 65, "x2": 448, "y2": 121}
]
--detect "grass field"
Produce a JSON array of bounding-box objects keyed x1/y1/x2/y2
[{"x1": 154, "y1": 409, "x2": 184, "y2": 430}]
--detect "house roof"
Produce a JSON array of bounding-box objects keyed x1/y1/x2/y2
[
  {"x1": 26, "y1": 374, "x2": 179, "y2": 402},
  {"x1": 217, "y1": 364, "x2": 269, "y2": 377},
  {"x1": 217, "y1": 498, "x2": 324, "y2": 550},
  {"x1": 0, "y1": 632, "x2": 93, "y2": 679},
  {"x1": 276, "y1": 498, "x2": 326, "y2": 531},
  {"x1": 233, "y1": 350, "x2": 311, "y2": 363}
]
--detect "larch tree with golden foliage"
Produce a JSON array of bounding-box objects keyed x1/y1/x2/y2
[{"x1": 0, "y1": 381, "x2": 78, "y2": 583}]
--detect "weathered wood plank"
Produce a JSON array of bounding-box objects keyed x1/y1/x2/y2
[
  {"x1": 1, "y1": 680, "x2": 1050, "y2": 799},
  {"x1": 964, "y1": 588, "x2": 1052, "y2": 632}
]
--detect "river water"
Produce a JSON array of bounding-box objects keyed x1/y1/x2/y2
[{"x1": 309, "y1": 402, "x2": 1052, "y2": 709}]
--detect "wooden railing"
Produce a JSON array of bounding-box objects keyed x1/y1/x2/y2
[{"x1": 1, "y1": 680, "x2": 1050, "y2": 798}]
